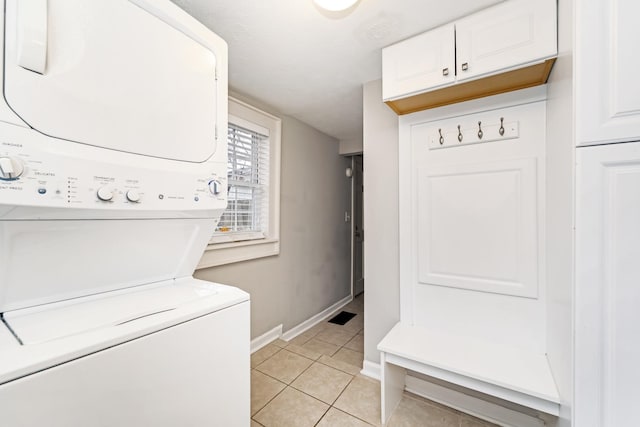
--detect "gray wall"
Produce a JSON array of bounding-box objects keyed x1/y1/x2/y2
[
  {"x1": 544, "y1": 0, "x2": 574, "y2": 425},
  {"x1": 339, "y1": 137, "x2": 363, "y2": 155},
  {"x1": 362, "y1": 80, "x2": 400, "y2": 368},
  {"x1": 196, "y1": 91, "x2": 352, "y2": 339}
]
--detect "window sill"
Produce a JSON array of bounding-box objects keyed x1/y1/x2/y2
[{"x1": 196, "y1": 238, "x2": 280, "y2": 269}]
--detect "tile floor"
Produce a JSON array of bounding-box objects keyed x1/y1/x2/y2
[{"x1": 250, "y1": 295, "x2": 498, "y2": 427}]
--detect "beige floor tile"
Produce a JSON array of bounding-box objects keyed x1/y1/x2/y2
[
  {"x1": 334, "y1": 375, "x2": 382, "y2": 426},
  {"x1": 286, "y1": 326, "x2": 322, "y2": 347},
  {"x1": 286, "y1": 333, "x2": 313, "y2": 347},
  {"x1": 318, "y1": 355, "x2": 362, "y2": 376},
  {"x1": 342, "y1": 319, "x2": 365, "y2": 333},
  {"x1": 315, "y1": 328, "x2": 358, "y2": 347},
  {"x1": 332, "y1": 347, "x2": 364, "y2": 369},
  {"x1": 253, "y1": 387, "x2": 329, "y2": 427},
  {"x1": 251, "y1": 420, "x2": 264, "y2": 427},
  {"x1": 251, "y1": 370, "x2": 286, "y2": 416},
  {"x1": 302, "y1": 338, "x2": 341, "y2": 356},
  {"x1": 316, "y1": 407, "x2": 373, "y2": 427},
  {"x1": 251, "y1": 344, "x2": 282, "y2": 368},
  {"x1": 305, "y1": 323, "x2": 329, "y2": 336},
  {"x1": 255, "y1": 349, "x2": 314, "y2": 384},
  {"x1": 343, "y1": 299, "x2": 364, "y2": 314},
  {"x1": 285, "y1": 343, "x2": 322, "y2": 360},
  {"x1": 387, "y1": 394, "x2": 460, "y2": 427},
  {"x1": 271, "y1": 339, "x2": 288, "y2": 348},
  {"x1": 344, "y1": 334, "x2": 364, "y2": 353},
  {"x1": 291, "y1": 362, "x2": 353, "y2": 405}
]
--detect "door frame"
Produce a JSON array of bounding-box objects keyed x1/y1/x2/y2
[{"x1": 349, "y1": 154, "x2": 364, "y2": 297}]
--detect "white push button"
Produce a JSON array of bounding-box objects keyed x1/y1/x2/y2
[
  {"x1": 126, "y1": 190, "x2": 141, "y2": 203},
  {"x1": 97, "y1": 187, "x2": 114, "y2": 201}
]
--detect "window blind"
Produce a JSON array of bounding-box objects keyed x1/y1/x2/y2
[{"x1": 210, "y1": 122, "x2": 270, "y2": 244}]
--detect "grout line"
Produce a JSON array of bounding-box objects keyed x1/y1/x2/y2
[
  {"x1": 312, "y1": 405, "x2": 332, "y2": 427},
  {"x1": 250, "y1": 369, "x2": 288, "y2": 417}
]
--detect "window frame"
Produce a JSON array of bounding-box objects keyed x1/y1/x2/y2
[{"x1": 197, "y1": 97, "x2": 281, "y2": 268}]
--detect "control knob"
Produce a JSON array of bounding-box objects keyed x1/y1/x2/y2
[
  {"x1": 208, "y1": 179, "x2": 222, "y2": 195},
  {"x1": 0, "y1": 156, "x2": 25, "y2": 181},
  {"x1": 126, "y1": 190, "x2": 141, "y2": 203},
  {"x1": 97, "y1": 187, "x2": 114, "y2": 202}
]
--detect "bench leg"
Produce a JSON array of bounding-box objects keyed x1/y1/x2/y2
[{"x1": 380, "y1": 352, "x2": 405, "y2": 425}]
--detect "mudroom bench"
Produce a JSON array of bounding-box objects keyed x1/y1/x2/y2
[{"x1": 377, "y1": 323, "x2": 560, "y2": 425}]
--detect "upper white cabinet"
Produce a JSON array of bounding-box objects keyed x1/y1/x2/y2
[
  {"x1": 382, "y1": 24, "x2": 455, "y2": 101},
  {"x1": 576, "y1": 0, "x2": 640, "y2": 145},
  {"x1": 382, "y1": 0, "x2": 557, "y2": 114},
  {"x1": 456, "y1": 0, "x2": 557, "y2": 81}
]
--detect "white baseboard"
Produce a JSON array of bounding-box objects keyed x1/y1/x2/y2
[
  {"x1": 361, "y1": 360, "x2": 381, "y2": 380},
  {"x1": 282, "y1": 295, "x2": 353, "y2": 341},
  {"x1": 251, "y1": 324, "x2": 283, "y2": 354},
  {"x1": 405, "y1": 376, "x2": 545, "y2": 427}
]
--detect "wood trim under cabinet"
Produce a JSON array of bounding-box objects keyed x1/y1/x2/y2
[{"x1": 385, "y1": 59, "x2": 556, "y2": 115}]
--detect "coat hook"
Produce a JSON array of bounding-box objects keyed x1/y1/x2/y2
[
  {"x1": 457, "y1": 125, "x2": 463, "y2": 142},
  {"x1": 499, "y1": 117, "x2": 505, "y2": 136},
  {"x1": 438, "y1": 128, "x2": 444, "y2": 145},
  {"x1": 477, "y1": 121, "x2": 483, "y2": 139}
]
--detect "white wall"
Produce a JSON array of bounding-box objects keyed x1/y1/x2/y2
[
  {"x1": 196, "y1": 91, "x2": 352, "y2": 339},
  {"x1": 544, "y1": 0, "x2": 574, "y2": 425},
  {"x1": 362, "y1": 80, "x2": 400, "y2": 368}
]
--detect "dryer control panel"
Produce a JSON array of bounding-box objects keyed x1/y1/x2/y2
[{"x1": 0, "y1": 122, "x2": 227, "y2": 214}]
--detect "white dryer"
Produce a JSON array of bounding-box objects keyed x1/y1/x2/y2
[{"x1": 0, "y1": 1, "x2": 249, "y2": 426}]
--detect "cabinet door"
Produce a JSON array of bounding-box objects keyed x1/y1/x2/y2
[
  {"x1": 382, "y1": 24, "x2": 455, "y2": 101},
  {"x1": 575, "y1": 142, "x2": 640, "y2": 427},
  {"x1": 576, "y1": 0, "x2": 640, "y2": 145},
  {"x1": 455, "y1": 0, "x2": 556, "y2": 81}
]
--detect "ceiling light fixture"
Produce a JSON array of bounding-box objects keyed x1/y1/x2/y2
[{"x1": 313, "y1": 0, "x2": 359, "y2": 12}]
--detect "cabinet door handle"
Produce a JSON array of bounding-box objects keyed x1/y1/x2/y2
[
  {"x1": 461, "y1": 62, "x2": 469, "y2": 71},
  {"x1": 442, "y1": 67, "x2": 449, "y2": 76}
]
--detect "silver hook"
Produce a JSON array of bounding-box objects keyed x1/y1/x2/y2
[
  {"x1": 438, "y1": 128, "x2": 444, "y2": 145},
  {"x1": 499, "y1": 117, "x2": 505, "y2": 136},
  {"x1": 457, "y1": 125, "x2": 463, "y2": 142},
  {"x1": 477, "y1": 121, "x2": 483, "y2": 140}
]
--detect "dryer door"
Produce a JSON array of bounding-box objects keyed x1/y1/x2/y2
[{"x1": 3, "y1": 0, "x2": 219, "y2": 162}]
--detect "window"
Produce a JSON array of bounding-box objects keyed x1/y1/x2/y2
[
  {"x1": 198, "y1": 97, "x2": 281, "y2": 268},
  {"x1": 214, "y1": 122, "x2": 269, "y2": 242}
]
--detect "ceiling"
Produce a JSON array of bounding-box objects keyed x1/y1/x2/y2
[{"x1": 170, "y1": 0, "x2": 502, "y2": 143}]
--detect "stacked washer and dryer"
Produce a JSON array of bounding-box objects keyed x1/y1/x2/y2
[{"x1": 0, "y1": 1, "x2": 249, "y2": 425}]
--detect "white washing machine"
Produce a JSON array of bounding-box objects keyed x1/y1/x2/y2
[{"x1": 0, "y1": 1, "x2": 249, "y2": 425}]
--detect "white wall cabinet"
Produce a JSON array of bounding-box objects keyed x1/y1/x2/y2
[
  {"x1": 382, "y1": 0, "x2": 557, "y2": 103},
  {"x1": 575, "y1": 141, "x2": 640, "y2": 427},
  {"x1": 382, "y1": 24, "x2": 455, "y2": 101},
  {"x1": 456, "y1": 0, "x2": 556, "y2": 82},
  {"x1": 576, "y1": 0, "x2": 640, "y2": 145}
]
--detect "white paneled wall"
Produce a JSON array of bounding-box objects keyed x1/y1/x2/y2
[{"x1": 400, "y1": 90, "x2": 548, "y2": 353}]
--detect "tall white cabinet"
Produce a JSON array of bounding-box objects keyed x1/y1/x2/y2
[
  {"x1": 573, "y1": 0, "x2": 640, "y2": 425},
  {"x1": 576, "y1": 0, "x2": 640, "y2": 145},
  {"x1": 575, "y1": 143, "x2": 640, "y2": 427}
]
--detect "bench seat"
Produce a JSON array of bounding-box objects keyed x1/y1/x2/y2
[{"x1": 377, "y1": 322, "x2": 560, "y2": 424}]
